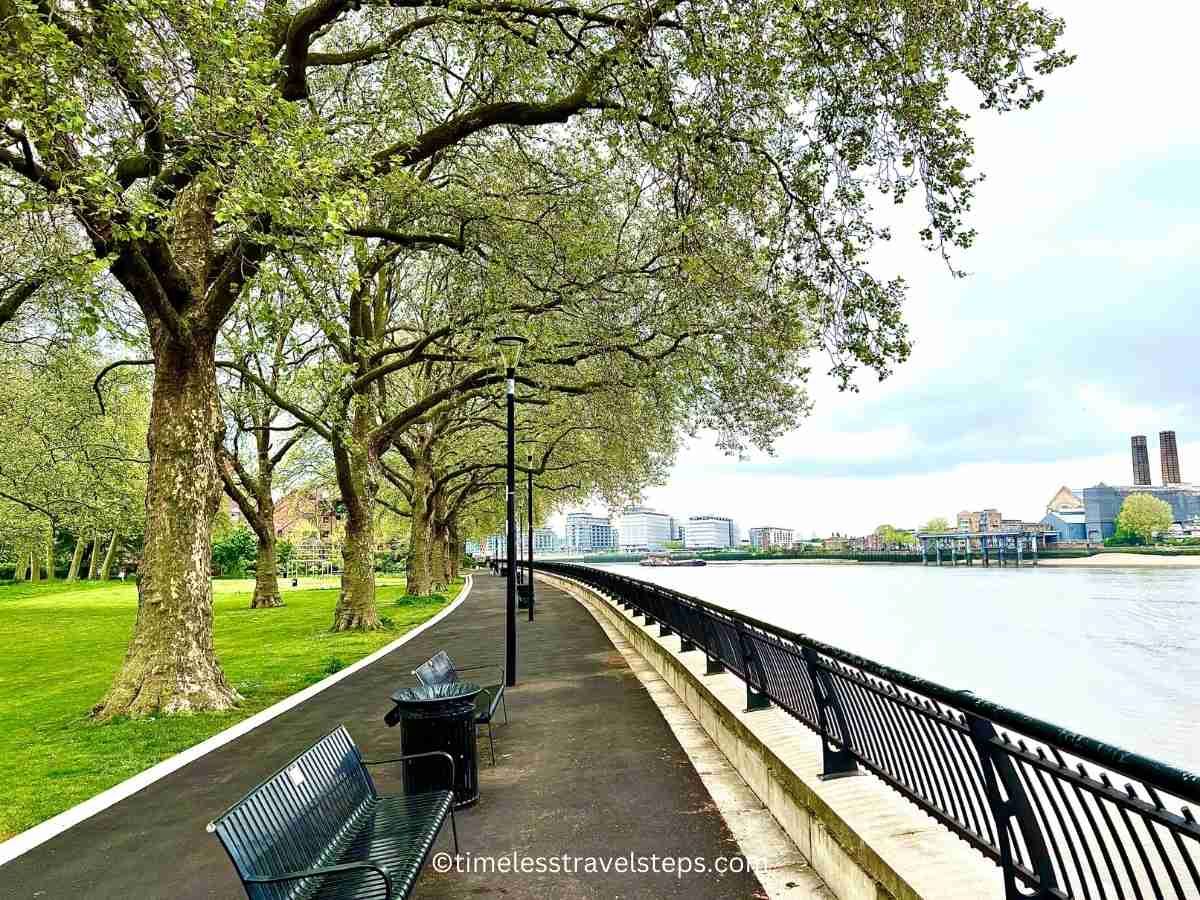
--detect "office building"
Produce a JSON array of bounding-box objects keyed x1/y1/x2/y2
[
  {"x1": 1161, "y1": 430, "x2": 1182, "y2": 484},
  {"x1": 1131, "y1": 435, "x2": 1151, "y2": 485},
  {"x1": 749, "y1": 526, "x2": 793, "y2": 550},
  {"x1": 685, "y1": 515, "x2": 738, "y2": 550},
  {"x1": 514, "y1": 528, "x2": 559, "y2": 555},
  {"x1": 564, "y1": 512, "x2": 617, "y2": 553},
  {"x1": 615, "y1": 506, "x2": 672, "y2": 551}
]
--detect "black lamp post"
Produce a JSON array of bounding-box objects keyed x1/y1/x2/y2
[
  {"x1": 493, "y1": 335, "x2": 526, "y2": 688},
  {"x1": 527, "y1": 452, "x2": 535, "y2": 621}
]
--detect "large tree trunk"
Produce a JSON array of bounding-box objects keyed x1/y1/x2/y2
[
  {"x1": 86, "y1": 530, "x2": 101, "y2": 579},
  {"x1": 251, "y1": 517, "x2": 282, "y2": 609},
  {"x1": 405, "y1": 460, "x2": 433, "y2": 596},
  {"x1": 27, "y1": 546, "x2": 39, "y2": 582},
  {"x1": 447, "y1": 517, "x2": 460, "y2": 581},
  {"x1": 93, "y1": 336, "x2": 240, "y2": 719},
  {"x1": 45, "y1": 522, "x2": 56, "y2": 582},
  {"x1": 67, "y1": 534, "x2": 85, "y2": 580},
  {"x1": 99, "y1": 529, "x2": 119, "y2": 580},
  {"x1": 428, "y1": 523, "x2": 446, "y2": 592},
  {"x1": 331, "y1": 406, "x2": 381, "y2": 630}
]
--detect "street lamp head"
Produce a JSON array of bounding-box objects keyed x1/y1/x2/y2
[{"x1": 493, "y1": 335, "x2": 528, "y2": 370}]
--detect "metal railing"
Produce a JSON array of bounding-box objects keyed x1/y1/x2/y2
[{"x1": 533, "y1": 561, "x2": 1200, "y2": 900}]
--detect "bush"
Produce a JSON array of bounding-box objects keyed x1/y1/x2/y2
[
  {"x1": 212, "y1": 527, "x2": 257, "y2": 577},
  {"x1": 1104, "y1": 525, "x2": 1146, "y2": 547}
]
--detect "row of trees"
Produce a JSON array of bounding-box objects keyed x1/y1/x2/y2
[
  {"x1": 0, "y1": 344, "x2": 148, "y2": 582},
  {"x1": 1, "y1": 0, "x2": 1070, "y2": 719}
]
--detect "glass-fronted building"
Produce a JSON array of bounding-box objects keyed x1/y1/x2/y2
[
  {"x1": 685, "y1": 515, "x2": 739, "y2": 550},
  {"x1": 564, "y1": 512, "x2": 618, "y2": 553},
  {"x1": 615, "y1": 506, "x2": 672, "y2": 551}
]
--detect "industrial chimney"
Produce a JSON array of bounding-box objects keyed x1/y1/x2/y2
[
  {"x1": 1131, "y1": 435, "x2": 1151, "y2": 485},
  {"x1": 1160, "y1": 430, "x2": 1182, "y2": 484}
]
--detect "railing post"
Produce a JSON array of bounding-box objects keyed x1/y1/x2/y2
[
  {"x1": 801, "y1": 646, "x2": 859, "y2": 779},
  {"x1": 678, "y1": 609, "x2": 696, "y2": 653},
  {"x1": 735, "y1": 624, "x2": 770, "y2": 711},
  {"x1": 700, "y1": 615, "x2": 726, "y2": 674},
  {"x1": 965, "y1": 713, "x2": 1058, "y2": 900}
]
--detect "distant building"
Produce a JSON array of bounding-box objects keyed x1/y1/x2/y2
[
  {"x1": 484, "y1": 534, "x2": 505, "y2": 557},
  {"x1": 956, "y1": 509, "x2": 1003, "y2": 533},
  {"x1": 1131, "y1": 436, "x2": 1152, "y2": 485},
  {"x1": 615, "y1": 506, "x2": 672, "y2": 551},
  {"x1": 272, "y1": 487, "x2": 341, "y2": 542},
  {"x1": 850, "y1": 533, "x2": 884, "y2": 552},
  {"x1": 1041, "y1": 486, "x2": 1087, "y2": 542},
  {"x1": 1161, "y1": 430, "x2": 1182, "y2": 484},
  {"x1": 1081, "y1": 483, "x2": 1200, "y2": 542},
  {"x1": 821, "y1": 535, "x2": 848, "y2": 551},
  {"x1": 685, "y1": 515, "x2": 738, "y2": 550},
  {"x1": 749, "y1": 526, "x2": 793, "y2": 550},
  {"x1": 465, "y1": 539, "x2": 483, "y2": 557},
  {"x1": 515, "y1": 528, "x2": 560, "y2": 555},
  {"x1": 564, "y1": 512, "x2": 617, "y2": 553}
]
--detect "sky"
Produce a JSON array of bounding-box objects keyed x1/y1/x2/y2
[{"x1": 556, "y1": 1, "x2": 1200, "y2": 538}]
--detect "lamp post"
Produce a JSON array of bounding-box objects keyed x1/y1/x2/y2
[
  {"x1": 494, "y1": 335, "x2": 526, "y2": 688},
  {"x1": 527, "y1": 452, "x2": 535, "y2": 621}
]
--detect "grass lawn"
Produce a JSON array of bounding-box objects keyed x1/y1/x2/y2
[{"x1": 0, "y1": 574, "x2": 462, "y2": 840}]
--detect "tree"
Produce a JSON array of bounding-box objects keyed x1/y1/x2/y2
[
  {"x1": 218, "y1": 283, "x2": 325, "y2": 607},
  {"x1": 1114, "y1": 494, "x2": 1173, "y2": 546},
  {"x1": 0, "y1": 343, "x2": 147, "y2": 583},
  {"x1": 1, "y1": 0, "x2": 1071, "y2": 714},
  {"x1": 923, "y1": 517, "x2": 951, "y2": 533}
]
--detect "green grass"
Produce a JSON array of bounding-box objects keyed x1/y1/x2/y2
[{"x1": 0, "y1": 575, "x2": 462, "y2": 839}]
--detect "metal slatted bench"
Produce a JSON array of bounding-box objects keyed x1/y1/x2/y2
[
  {"x1": 410, "y1": 651, "x2": 507, "y2": 765},
  {"x1": 208, "y1": 725, "x2": 458, "y2": 900}
]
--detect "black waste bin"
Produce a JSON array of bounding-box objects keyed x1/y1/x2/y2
[
  {"x1": 386, "y1": 682, "x2": 482, "y2": 808},
  {"x1": 517, "y1": 582, "x2": 533, "y2": 609}
]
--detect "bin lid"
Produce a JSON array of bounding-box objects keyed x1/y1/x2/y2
[{"x1": 390, "y1": 681, "x2": 482, "y2": 706}]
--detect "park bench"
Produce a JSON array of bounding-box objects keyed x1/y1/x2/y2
[
  {"x1": 208, "y1": 725, "x2": 457, "y2": 900},
  {"x1": 410, "y1": 650, "x2": 508, "y2": 765}
]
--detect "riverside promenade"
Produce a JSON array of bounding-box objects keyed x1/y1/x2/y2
[{"x1": 0, "y1": 574, "x2": 764, "y2": 899}]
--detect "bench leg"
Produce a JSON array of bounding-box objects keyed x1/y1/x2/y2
[
  {"x1": 488, "y1": 722, "x2": 496, "y2": 766},
  {"x1": 502, "y1": 693, "x2": 509, "y2": 725},
  {"x1": 450, "y1": 804, "x2": 460, "y2": 855}
]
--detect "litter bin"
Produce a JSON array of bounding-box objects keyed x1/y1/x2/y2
[
  {"x1": 517, "y1": 582, "x2": 533, "y2": 609},
  {"x1": 385, "y1": 682, "x2": 482, "y2": 808}
]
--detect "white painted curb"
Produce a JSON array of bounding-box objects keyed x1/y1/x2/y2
[{"x1": 0, "y1": 576, "x2": 473, "y2": 868}]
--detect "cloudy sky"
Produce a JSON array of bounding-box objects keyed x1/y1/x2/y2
[{"x1": 559, "y1": 0, "x2": 1200, "y2": 537}]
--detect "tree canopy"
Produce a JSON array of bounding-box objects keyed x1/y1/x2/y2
[
  {"x1": 1114, "y1": 494, "x2": 1174, "y2": 546},
  {"x1": 0, "y1": 0, "x2": 1072, "y2": 718}
]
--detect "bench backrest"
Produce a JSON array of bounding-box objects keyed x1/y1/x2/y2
[
  {"x1": 208, "y1": 726, "x2": 377, "y2": 900},
  {"x1": 414, "y1": 650, "x2": 459, "y2": 686}
]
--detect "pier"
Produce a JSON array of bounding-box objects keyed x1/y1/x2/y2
[{"x1": 916, "y1": 528, "x2": 1055, "y2": 567}]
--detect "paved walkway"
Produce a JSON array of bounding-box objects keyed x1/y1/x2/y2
[{"x1": 0, "y1": 575, "x2": 763, "y2": 899}]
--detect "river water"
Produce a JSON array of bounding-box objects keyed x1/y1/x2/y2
[{"x1": 594, "y1": 562, "x2": 1200, "y2": 772}]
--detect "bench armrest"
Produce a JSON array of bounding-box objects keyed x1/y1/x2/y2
[
  {"x1": 363, "y1": 750, "x2": 456, "y2": 792},
  {"x1": 246, "y1": 861, "x2": 392, "y2": 896}
]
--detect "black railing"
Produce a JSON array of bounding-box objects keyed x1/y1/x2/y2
[{"x1": 533, "y1": 561, "x2": 1200, "y2": 900}]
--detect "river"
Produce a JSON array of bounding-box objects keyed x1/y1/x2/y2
[{"x1": 593, "y1": 562, "x2": 1200, "y2": 772}]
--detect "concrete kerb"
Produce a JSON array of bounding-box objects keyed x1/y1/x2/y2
[
  {"x1": 0, "y1": 575, "x2": 473, "y2": 869},
  {"x1": 538, "y1": 571, "x2": 1003, "y2": 900}
]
